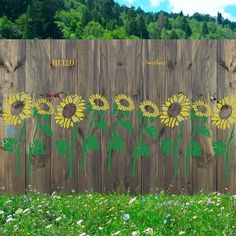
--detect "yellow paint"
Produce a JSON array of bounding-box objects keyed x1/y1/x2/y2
[
  {"x1": 51, "y1": 59, "x2": 75, "y2": 67},
  {"x1": 145, "y1": 59, "x2": 165, "y2": 66}
]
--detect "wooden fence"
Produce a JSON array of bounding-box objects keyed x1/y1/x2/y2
[{"x1": 0, "y1": 40, "x2": 236, "y2": 194}]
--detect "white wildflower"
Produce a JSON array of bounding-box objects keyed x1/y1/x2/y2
[
  {"x1": 0, "y1": 210, "x2": 4, "y2": 215},
  {"x1": 79, "y1": 233, "x2": 87, "y2": 236},
  {"x1": 131, "y1": 231, "x2": 139, "y2": 236},
  {"x1": 15, "y1": 208, "x2": 23, "y2": 215},
  {"x1": 143, "y1": 227, "x2": 153, "y2": 234},
  {"x1": 179, "y1": 231, "x2": 185, "y2": 235},
  {"x1": 55, "y1": 216, "x2": 62, "y2": 222},
  {"x1": 23, "y1": 208, "x2": 30, "y2": 214},
  {"x1": 129, "y1": 197, "x2": 137, "y2": 205},
  {"x1": 77, "y1": 220, "x2": 83, "y2": 225},
  {"x1": 46, "y1": 224, "x2": 52, "y2": 229},
  {"x1": 6, "y1": 217, "x2": 14, "y2": 223},
  {"x1": 192, "y1": 216, "x2": 198, "y2": 219},
  {"x1": 98, "y1": 226, "x2": 103, "y2": 230},
  {"x1": 5, "y1": 200, "x2": 12, "y2": 204}
]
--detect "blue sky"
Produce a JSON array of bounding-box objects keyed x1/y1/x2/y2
[{"x1": 115, "y1": 0, "x2": 236, "y2": 22}]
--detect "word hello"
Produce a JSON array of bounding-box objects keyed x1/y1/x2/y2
[
  {"x1": 50, "y1": 59, "x2": 75, "y2": 67},
  {"x1": 145, "y1": 59, "x2": 165, "y2": 66}
]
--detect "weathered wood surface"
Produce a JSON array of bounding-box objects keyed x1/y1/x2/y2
[{"x1": 0, "y1": 40, "x2": 235, "y2": 194}]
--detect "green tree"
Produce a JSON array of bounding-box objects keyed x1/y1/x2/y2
[
  {"x1": 83, "y1": 21, "x2": 104, "y2": 39},
  {"x1": 136, "y1": 15, "x2": 149, "y2": 38},
  {"x1": 217, "y1": 12, "x2": 223, "y2": 24},
  {"x1": 147, "y1": 22, "x2": 161, "y2": 39},
  {"x1": 0, "y1": 16, "x2": 19, "y2": 38},
  {"x1": 201, "y1": 22, "x2": 209, "y2": 36}
]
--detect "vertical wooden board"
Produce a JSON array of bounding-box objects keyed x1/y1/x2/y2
[
  {"x1": 163, "y1": 40, "x2": 192, "y2": 194},
  {"x1": 77, "y1": 40, "x2": 101, "y2": 193},
  {"x1": 120, "y1": 40, "x2": 143, "y2": 194},
  {"x1": 50, "y1": 40, "x2": 78, "y2": 193},
  {"x1": 25, "y1": 40, "x2": 51, "y2": 193},
  {"x1": 141, "y1": 40, "x2": 166, "y2": 194},
  {"x1": 217, "y1": 40, "x2": 236, "y2": 194},
  {"x1": 0, "y1": 40, "x2": 26, "y2": 193},
  {"x1": 191, "y1": 40, "x2": 217, "y2": 193}
]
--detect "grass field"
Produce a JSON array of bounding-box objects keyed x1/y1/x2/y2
[{"x1": 0, "y1": 190, "x2": 235, "y2": 235}]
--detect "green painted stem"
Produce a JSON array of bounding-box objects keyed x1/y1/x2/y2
[
  {"x1": 16, "y1": 120, "x2": 26, "y2": 176},
  {"x1": 225, "y1": 123, "x2": 235, "y2": 180},
  {"x1": 68, "y1": 123, "x2": 78, "y2": 180},
  {"x1": 107, "y1": 119, "x2": 120, "y2": 172},
  {"x1": 27, "y1": 118, "x2": 40, "y2": 176},
  {"x1": 132, "y1": 117, "x2": 146, "y2": 177},
  {"x1": 82, "y1": 113, "x2": 95, "y2": 173},
  {"x1": 174, "y1": 122, "x2": 184, "y2": 178}
]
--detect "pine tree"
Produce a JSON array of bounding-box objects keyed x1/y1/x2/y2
[
  {"x1": 201, "y1": 22, "x2": 208, "y2": 36},
  {"x1": 217, "y1": 12, "x2": 223, "y2": 24}
]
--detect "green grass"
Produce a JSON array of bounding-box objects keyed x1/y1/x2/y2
[{"x1": 0, "y1": 191, "x2": 235, "y2": 235}]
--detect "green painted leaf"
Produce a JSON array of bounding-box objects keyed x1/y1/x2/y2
[
  {"x1": 55, "y1": 139, "x2": 68, "y2": 156},
  {"x1": 212, "y1": 141, "x2": 227, "y2": 157},
  {"x1": 149, "y1": 117, "x2": 155, "y2": 123},
  {"x1": 112, "y1": 135, "x2": 125, "y2": 151},
  {"x1": 201, "y1": 116, "x2": 208, "y2": 123},
  {"x1": 124, "y1": 110, "x2": 130, "y2": 117},
  {"x1": 32, "y1": 107, "x2": 39, "y2": 119},
  {"x1": 98, "y1": 110, "x2": 105, "y2": 117},
  {"x1": 228, "y1": 124, "x2": 235, "y2": 146},
  {"x1": 190, "y1": 109, "x2": 196, "y2": 119},
  {"x1": 94, "y1": 119, "x2": 108, "y2": 132},
  {"x1": 43, "y1": 114, "x2": 51, "y2": 121},
  {"x1": 133, "y1": 141, "x2": 150, "y2": 158},
  {"x1": 87, "y1": 103, "x2": 93, "y2": 113},
  {"x1": 120, "y1": 120, "x2": 133, "y2": 132},
  {"x1": 143, "y1": 126, "x2": 158, "y2": 139},
  {"x1": 83, "y1": 135, "x2": 99, "y2": 151},
  {"x1": 137, "y1": 109, "x2": 142, "y2": 121},
  {"x1": 2, "y1": 138, "x2": 17, "y2": 153},
  {"x1": 30, "y1": 139, "x2": 45, "y2": 155},
  {"x1": 191, "y1": 140, "x2": 202, "y2": 157},
  {"x1": 199, "y1": 125, "x2": 211, "y2": 137},
  {"x1": 161, "y1": 139, "x2": 173, "y2": 156},
  {"x1": 39, "y1": 124, "x2": 53, "y2": 136},
  {"x1": 112, "y1": 103, "x2": 118, "y2": 114}
]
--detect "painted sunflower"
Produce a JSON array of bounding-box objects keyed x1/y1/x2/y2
[
  {"x1": 160, "y1": 93, "x2": 191, "y2": 128},
  {"x1": 88, "y1": 94, "x2": 109, "y2": 111},
  {"x1": 114, "y1": 94, "x2": 135, "y2": 112},
  {"x1": 192, "y1": 100, "x2": 211, "y2": 117},
  {"x1": 139, "y1": 100, "x2": 159, "y2": 118},
  {"x1": 211, "y1": 96, "x2": 236, "y2": 130},
  {"x1": 55, "y1": 95, "x2": 86, "y2": 129},
  {"x1": 2, "y1": 92, "x2": 32, "y2": 126},
  {"x1": 35, "y1": 98, "x2": 54, "y2": 115}
]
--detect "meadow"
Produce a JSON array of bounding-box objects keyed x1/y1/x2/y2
[{"x1": 0, "y1": 190, "x2": 235, "y2": 235}]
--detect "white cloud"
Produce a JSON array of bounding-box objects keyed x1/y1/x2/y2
[
  {"x1": 169, "y1": 0, "x2": 236, "y2": 21},
  {"x1": 150, "y1": 0, "x2": 164, "y2": 7},
  {"x1": 126, "y1": 0, "x2": 135, "y2": 4}
]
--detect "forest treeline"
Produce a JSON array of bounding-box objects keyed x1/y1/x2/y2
[{"x1": 1, "y1": 0, "x2": 236, "y2": 39}]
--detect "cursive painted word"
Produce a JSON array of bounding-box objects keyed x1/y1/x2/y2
[
  {"x1": 51, "y1": 59, "x2": 75, "y2": 67},
  {"x1": 145, "y1": 59, "x2": 165, "y2": 66}
]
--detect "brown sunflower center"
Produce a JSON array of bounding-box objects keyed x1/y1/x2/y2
[
  {"x1": 167, "y1": 102, "x2": 181, "y2": 118},
  {"x1": 144, "y1": 105, "x2": 155, "y2": 113},
  {"x1": 40, "y1": 103, "x2": 50, "y2": 112},
  {"x1": 62, "y1": 103, "x2": 76, "y2": 118},
  {"x1": 120, "y1": 99, "x2": 129, "y2": 107},
  {"x1": 94, "y1": 99, "x2": 104, "y2": 107},
  {"x1": 197, "y1": 105, "x2": 207, "y2": 114},
  {"x1": 219, "y1": 105, "x2": 232, "y2": 119},
  {"x1": 11, "y1": 101, "x2": 25, "y2": 116}
]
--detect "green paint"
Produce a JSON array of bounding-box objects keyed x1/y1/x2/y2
[
  {"x1": 68, "y1": 123, "x2": 78, "y2": 180},
  {"x1": 16, "y1": 120, "x2": 26, "y2": 176},
  {"x1": 173, "y1": 122, "x2": 184, "y2": 178}
]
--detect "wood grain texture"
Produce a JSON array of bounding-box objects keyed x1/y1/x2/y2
[
  {"x1": 0, "y1": 40, "x2": 235, "y2": 194},
  {"x1": 0, "y1": 40, "x2": 26, "y2": 193}
]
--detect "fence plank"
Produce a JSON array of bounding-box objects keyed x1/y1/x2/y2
[
  {"x1": 25, "y1": 40, "x2": 51, "y2": 193},
  {"x1": 217, "y1": 40, "x2": 236, "y2": 194},
  {"x1": 50, "y1": 40, "x2": 78, "y2": 193},
  {"x1": 191, "y1": 40, "x2": 217, "y2": 193},
  {"x1": 0, "y1": 40, "x2": 26, "y2": 193}
]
